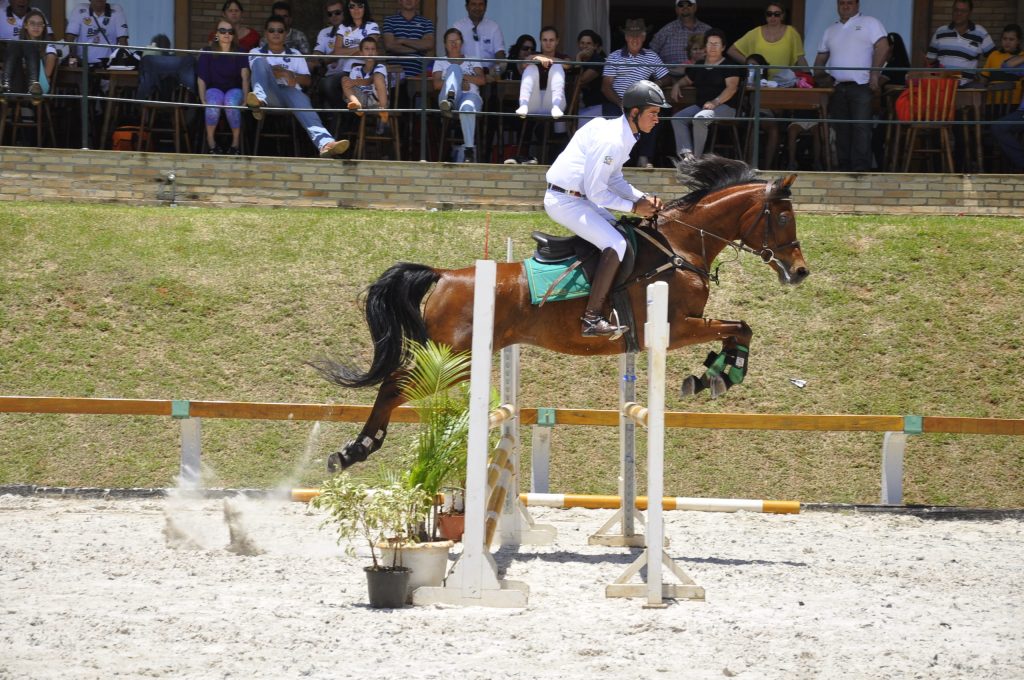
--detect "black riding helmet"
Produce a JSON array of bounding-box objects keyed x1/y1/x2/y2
[{"x1": 622, "y1": 80, "x2": 670, "y2": 131}]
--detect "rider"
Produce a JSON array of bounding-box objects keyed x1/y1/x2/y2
[{"x1": 544, "y1": 79, "x2": 669, "y2": 337}]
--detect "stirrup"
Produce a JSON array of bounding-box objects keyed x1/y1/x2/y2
[{"x1": 581, "y1": 310, "x2": 628, "y2": 340}]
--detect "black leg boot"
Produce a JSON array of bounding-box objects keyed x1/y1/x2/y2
[{"x1": 581, "y1": 248, "x2": 628, "y2": 338}]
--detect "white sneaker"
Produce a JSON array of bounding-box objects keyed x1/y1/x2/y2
[
  {"x1": 551, "y1": 105, "x2": 563, "y2": 119},
  {"x1": 516, "y1": 104, "x2": 528, "y2": 118}
]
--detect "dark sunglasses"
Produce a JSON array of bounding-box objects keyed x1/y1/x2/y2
[
  {"x1": 327, "y1": 9, "x2": 343, "y2": 16},
  {"x1": 348, "y1": 2, "x2": 365, "y2": 7},
  {"x1": 216, "y1": 27, "x2": 236, "y2": 34},
  {"x1": 266, "y1": 27, "x2": 286, "y2": 34},
  {"x1": 765, "y1": 10, "x2": 783, "y2": 17}
]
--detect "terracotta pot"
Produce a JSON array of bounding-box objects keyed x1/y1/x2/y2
[{"x1": 437, "y1": 512, "x2": 465, "y2": 542}]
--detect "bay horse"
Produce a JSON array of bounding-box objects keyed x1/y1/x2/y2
[{"x1": 313, "y1": 154, "x2": 810, "y2": 470}]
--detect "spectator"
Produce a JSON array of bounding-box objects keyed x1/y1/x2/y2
[
  {"x1": 992, "y1": 54, "x2": 1024, "y2": 170},
  {"x1": 136, "y1": 34, "x2": 196, "y2": 102},
  {"x1": 338, "y1": 0, "x2": 381, "y2": 73},
  {"x1": 880, "y1": 32, "x2": 911, "y2": 87},
  {"x1": 0, "y1": 8, "x2": 56, "y2": 97},
  {"x1": 650, "y1": 0, "x2": 712, "y2": 76},
  {"x1": 575, "y1": 29, "x2": 607, "y2": 120},
  {"x1": 244, "y1": 15, "x2": 350, "y2": 158},
  {"x1": 382, "y1": 0, "x2": 435, "y2": 79},
  {"x1": 453, "y1": 0, "x2": 506, "y2": 77},
  {"x1": 65, "y1": 0, "x2": 128, "y2": 66},
  {"x1": 813, "y1": 0, "x2": 888, "y2": 172},
  {"x1": 726, "y1": 3, "x2": 808, "y2": 76},
  {"x1": 669, "y1": 28, "x2": 742, "y2": 159},
  {"x1": 261, "y1": 2, "x2": 310, "y2": 54},
  {"x1": 0, "y1": 0, "x2": 52, "y2": 54},
  {"x1": 313, "y1": 1, "x2": 348, "y2": 113},
  {"x1": 208, "y1": 1, "x2": 260, "y2": 52},
  {"x1": 342, "y1": 35, "x2": 390, "y2": 123},
  {"x1": 926, "y1": 0, "x2": 994, "y2": 86},
  {"x1": 516, "y1": 27, "x2": 566, "y2": 120},
  {"x1": 433, "y1": 27, "x2": 486, "y2": 162},
  {"x1": 198, "y1": 19, "x2": 250, "y2": 154},
  {"x1": 602, "y1": 18, "x2": 671, "y2": 167},
  {"x1": 982, "y1": 24, "x2": 1022, "y2": 106},
  {"x1": 685, "y1": 33, "x2": 705, "y2": 65},
  {"x1": 505, "y1": 34, "x2": 536, "y2": 81}
]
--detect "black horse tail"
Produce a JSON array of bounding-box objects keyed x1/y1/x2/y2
[{"x1": 310, "y1": 262, "x2": 441, "y2": 389}]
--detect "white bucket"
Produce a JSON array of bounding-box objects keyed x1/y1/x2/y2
[{"x1": 379, "y1": 540, "x2": 454, "y2": 601}]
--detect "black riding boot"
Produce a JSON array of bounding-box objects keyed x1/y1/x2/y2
[{"x1": 581, "y1": 248, "x2": 627, "y2": 337}]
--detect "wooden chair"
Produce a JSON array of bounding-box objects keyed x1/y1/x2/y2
[
  {"x1": 707, "y1": 84, "x2": 749, "y2": 160},
  {"x1": 253, "y1": 108, "x2": 302, "y2": 156},
  {"x1": 137, "y1": 83, "x2": 194, "y2": 153},
  {"x1": 0, "y1": 61, "x2": 59, "y2": 148},
  {"x1": 901, "y1": 73, "x2": 958, "y2": 173},
  {"x1": 983, "y1": 80, "x2": 1019, "y2": 172},
  {"x1": 354, "y1": 65, "x2": 403, "y2": 160}
]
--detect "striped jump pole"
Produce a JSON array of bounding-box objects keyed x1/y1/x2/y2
[
  {"x1": 521, "y1": 493, "x2": 800, "y2": 514},
  {"x1": 413, "y1": 259, "x2": 529, "y2": 608},
  {"x1": 606, "y1": 282, "x2": 705, "y2": 607}
]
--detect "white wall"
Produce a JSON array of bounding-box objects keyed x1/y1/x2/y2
[
  {"x1": 65, "y1": 0, "x2": 175, "y2": 47},
  {"x1": 804, "y1": 1, "x2": 913, "y2": 58}
]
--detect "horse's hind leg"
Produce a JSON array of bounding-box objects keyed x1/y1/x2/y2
[
  {"x1": 328, "y1": 370, "x2": 408, "y2": 471},
  {"x1": 678, "y1": 320, "x2": 753, "y2": 399}
]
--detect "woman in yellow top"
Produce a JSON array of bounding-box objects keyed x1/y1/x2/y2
[
  {"x1": 981, "y1": 24, "x2": 1022, "y2": 107},
  {"x1": 726, "y1": 3, "x2": 809, "y2": 168}
]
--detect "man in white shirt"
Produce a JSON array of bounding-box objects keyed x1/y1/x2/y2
[
  {"x1": 452, "y1": 0, "x2": 506, "y2": 77},
  {"x1": 313, "y1": 0, "x2": 348, "y2": 116},
  {"x1": 245, "y1": 16, "x2": 349, "y2": 158},
  {"x1": 544, "y1": 80, "x2": 668, "y2": 338},
  {"x1": 64, "y1": 0, "x2": 128, "y2": 65},
  {"x1": 813, "y1": 0, "x2": 888, "y2": 172}
]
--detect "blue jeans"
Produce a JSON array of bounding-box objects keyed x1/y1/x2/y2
[
  {"x1": 993, "y1": 109, "x2": 1024, "y2": 170},
  {"x1": 440, "y1": 65, "x2": 483, "y2": 148},
  {"x1": 250, "y1": 56, "x2": 334, "y2": 151},
  {"x1": 830, "y1": 82, "x2": 874, "y2": 171}
]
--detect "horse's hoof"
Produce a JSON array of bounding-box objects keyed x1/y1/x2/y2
[
  {"x1": 680, "y1": 375, "x2": 697, "y2": 397},
  {"x1": 326, "y1": 441, "x2": 371, "y2": 472},
  {"x1": 709, "y1": 375, "x2": 728, "y2": 399}
]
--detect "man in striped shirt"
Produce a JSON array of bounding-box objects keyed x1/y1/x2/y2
[
  {"x1": 602, "y1": 18, "x2": 672, "y2": 167},
  {"x1": 382, "y1": 0, "x2": 435, "y2": 79},
  {"x1": 926, "y1": 0, "x2": 993, "y2": 85}
]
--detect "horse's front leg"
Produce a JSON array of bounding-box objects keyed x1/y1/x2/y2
[
  {"x1": 327, "y1": 370, "x2": 408, "y2": 471},
  {"x1": 675, "y1": 318, "x2": 753, "y2": 399}
]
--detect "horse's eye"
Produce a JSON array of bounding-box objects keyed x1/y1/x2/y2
[{"x1": 777, "y1": 213, "x2": 789, "y2": 225}]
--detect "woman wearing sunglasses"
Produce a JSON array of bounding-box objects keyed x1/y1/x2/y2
[
  {"x1": 337, "y1": 1, "x2": 381, "y2": 74},
  {"x1": 726, "y1": 3, "x2": 809, "y2": 168},
  {"x1": 207, "y1": 1, "x2": 260, "y2": 51},
  {"x1": 198, "y1": 19, "x2": 251, "y2": 154}
]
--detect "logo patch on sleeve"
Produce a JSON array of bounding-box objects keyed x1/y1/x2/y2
[{"x1": 603, "y1": 155, "x2": 613, "y2": 165}]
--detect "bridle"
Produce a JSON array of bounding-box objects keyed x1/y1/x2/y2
[{"x1": 635, "y1": 184, "x2": 801, "y2": 284}]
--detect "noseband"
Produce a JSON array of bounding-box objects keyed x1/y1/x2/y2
[{"x1": 737, "y1": 191, "x2": 802, "y2": 280}]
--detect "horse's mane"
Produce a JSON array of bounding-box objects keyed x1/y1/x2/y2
[{"x1": 667, "y1": 154, "x2": 765, "y2": 210}]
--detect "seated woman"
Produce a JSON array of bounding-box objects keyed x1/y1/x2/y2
[
  {"x1": 1, "y1": 9, "x2": 58, "y2": 97},
  {"x1": 432, "y1": 27, "x2": 486, "y2": 163},
  {"x1": 342, "y1": 36, "x2": 390, "y2": 124},
  {"x1": 574, "y1": 29, "x2": 607, "y2": 122},
  {"x1": 669, "y1": 29, "x2": 742, "y2": 159},
  {"x1": 504, "y1": 34, "x2": 537, "y2": 82},
  {"x1": 515, "y1": 26, "x2": 567, "y2": 120},
  {"x1": 198, "y1": 18, "x2": 251, "y2": 154}
]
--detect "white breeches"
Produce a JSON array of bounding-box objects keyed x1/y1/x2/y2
[
  {"x1": 518, "y1": 63, "x2": 566, "y2": 112},
  {"x1": 543, "y1": 190, "x2": 627, "y2": 260}
]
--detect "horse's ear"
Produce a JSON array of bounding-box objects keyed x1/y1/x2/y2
[{"x1": 780, "y1": 173, "x2": 797, "y2": 189}]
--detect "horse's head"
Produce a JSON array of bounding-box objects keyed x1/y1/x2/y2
[{"x1": 739, "y1": 174, "x2": 810, "y2": 285}]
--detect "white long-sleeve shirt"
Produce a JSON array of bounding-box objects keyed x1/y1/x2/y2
[{"x1": 545, "y1": 115, "x2": 644, "y2": 214}]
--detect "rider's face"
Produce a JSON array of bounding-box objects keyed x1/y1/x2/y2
[{"x1": 635, "y1": 105, "x2": 661, "y2": 133}]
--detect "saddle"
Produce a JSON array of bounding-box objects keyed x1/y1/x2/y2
[{"x1": 530, "y1": 216, "x2": 640, "y2": 289}]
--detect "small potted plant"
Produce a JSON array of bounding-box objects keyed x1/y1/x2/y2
[{"x1": 311, "y1": 473, "x2": 431, "y2": 608}]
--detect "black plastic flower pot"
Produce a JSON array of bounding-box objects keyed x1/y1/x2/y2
[{"x1": 364, "y1": 566, "x2": 411, "y2": 609}]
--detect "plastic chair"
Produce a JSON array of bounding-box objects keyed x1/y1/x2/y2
[{"x1": 901, "y1": 73, "x2": 958, "y2": 173}]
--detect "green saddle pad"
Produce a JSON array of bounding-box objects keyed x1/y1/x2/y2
[{"x1": 524, "y1": 257, "x2": 590, "y2": 305}]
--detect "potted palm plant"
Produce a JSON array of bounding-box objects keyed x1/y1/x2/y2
[
  {"x1": 310, "y1": 473, "x2": 431, "y2": 608},
  {"x1": 401, "y1": 339, "x2": 473, "y2": 542}
]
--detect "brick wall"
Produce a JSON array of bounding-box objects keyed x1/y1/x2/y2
[
  {"x1": 927, "y1": 0, "x2": 1021, "y2": 39},
  {"x1": 1, "y1": 148, "x2": 1022, "y2": 215}
]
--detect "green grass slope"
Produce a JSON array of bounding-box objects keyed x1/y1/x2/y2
[{"x1": 1, "y1": 202, "x2": 1022, "y2": 506}]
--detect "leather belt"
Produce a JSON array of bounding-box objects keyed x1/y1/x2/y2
[{"x1": 547, "y1": 183, "x2": 585, "y2": 199}]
